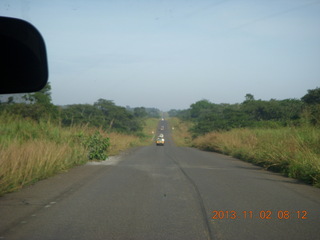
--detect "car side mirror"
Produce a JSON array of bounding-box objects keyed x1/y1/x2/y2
[{"x1": 0, "y1": 16, "x2": 48, "y2": 94}]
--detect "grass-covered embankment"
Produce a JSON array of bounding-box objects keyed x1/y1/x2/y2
[
  {"x1": 0, "y1": 115, "x2": 158, "y2": 196},
  {"x1": 192, "y1": 127, "x2": 320, "y2": 187},
  {"x1": 168, "y1": 117, "x2": 193, "y2": 147}
]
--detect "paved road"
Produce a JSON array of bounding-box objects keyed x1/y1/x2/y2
[{"x1": 1, "y1": 120, "x2": 320, "y2": 240}]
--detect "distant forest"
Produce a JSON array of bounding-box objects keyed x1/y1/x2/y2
[
  {"x1": 0, "y1": 82, "x2": 161, "y2": 134},
  {"x1": 168, "y1": 88, "x2": 320, "y2": 137}
]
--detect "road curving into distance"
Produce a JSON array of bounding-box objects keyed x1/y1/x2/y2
[{"x1": 1, "y1": 120, "x2": 320, "y2": 240}]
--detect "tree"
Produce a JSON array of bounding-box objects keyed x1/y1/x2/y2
[
  {"x1": 301, "y1": 87, "x2": 320, "y2": 105},
  {"x1": 0, "y1": 82, "x2": 58, "y2": 121},
  {"x1": 23, "y1": 82, "x2": 52, "y2": 105},
  {"x1": 168, "y1": 109, "x2": 179, "y2": 117},
  {"x1": 145, "y1": 108, "x2": 161, "y2": 118},
  {"x1": 133, "y1": 107, "x2": 147, "y2": 118},
  {"x1": 94, "y1": 99, "x2": 143, "y2": 133},
  {"x1": 301, "y1": 87, "x2": 320, "y2": 126},
  {"x1": 60, "y1": 104, "x2": 106, "y2": 127},
  {"x1": 7, "y1": 96, "x2": 14, "y2": 104},
  {"x1": 242, "y1": 97, "x2": 302, "y2": 124},
  {"x1": 60, "y1": 99, "x2": 144, "y2": 133},
  {"x1": 190, "y1": 99, "x2": 215, "y2": 119},
  {"x1": 244, "y1": 93, "x2": 255, "y2": 102}
]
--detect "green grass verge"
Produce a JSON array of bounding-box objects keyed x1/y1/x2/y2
[
  {"x1": 192, "y1": 127, "x2": 320, "y2": 187},
  {"x1": 0, "y1": 114, "x2": 158, "y2": 196}
]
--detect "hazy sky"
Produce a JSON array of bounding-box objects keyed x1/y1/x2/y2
[{"x1": 2, "y1": 0, "x2": 320, "y2": 110}]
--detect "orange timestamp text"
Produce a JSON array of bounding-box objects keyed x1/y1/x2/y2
[{"x1": 211, "y1": 210, "x2": 308, "y2": 220}]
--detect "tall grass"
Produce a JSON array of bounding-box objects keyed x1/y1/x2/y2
[
  {"x1": 0, "y1": 114, "x2": 157, "y2": 196},
  {"x1": 0, "y1": 140, "x2": 86, "y2": 194},
  {"x1": 192, "y1": 127, "x2": 320, "y2": 187},
  {"x1": 168, "y1": 117, "x2": 193, "y2": 147},
  {"x1": 0, "y1": 114, "x2": 88, "y2": 196}
]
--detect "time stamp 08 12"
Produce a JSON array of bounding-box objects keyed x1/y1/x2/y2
[{"x1": 211, "y1": 210, "x2": 308, "y2": 220}]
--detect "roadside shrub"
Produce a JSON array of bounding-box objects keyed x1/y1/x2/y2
[{"x1": 83, "y1": 131, "x2": 110, "y2": 160}]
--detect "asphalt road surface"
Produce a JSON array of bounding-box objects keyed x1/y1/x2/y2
[{"x1": 1, "y1": 120, "x2": 320, "y2": 240}]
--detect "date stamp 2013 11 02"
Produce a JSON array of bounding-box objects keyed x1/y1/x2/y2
[{"x1": 211, "y1": 210, "x2": 308, "y2": 220}]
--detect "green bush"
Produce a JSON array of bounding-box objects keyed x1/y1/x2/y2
[{"x1": 84, "y1": 131, "x2": 110, "y2": 160}]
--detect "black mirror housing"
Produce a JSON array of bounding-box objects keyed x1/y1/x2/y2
[{"x1": 0, "y1": 16, "x2": 48, "y2": 94}]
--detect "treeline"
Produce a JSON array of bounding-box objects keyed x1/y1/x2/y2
[
  {"x1": 60, "y1": 100, "x2": 161, "y2": 133},
  {"x1": 169, "y1": 88, "x2": 320, "y2": 136},
  {"x1": 0, "y1": 82, "x2": 161, "y2": 134}
]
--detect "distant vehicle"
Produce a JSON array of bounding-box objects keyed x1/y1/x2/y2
[
  {"x1": 161, "y1": 118, "x2": 164, "y2": 121},
  {"x1": 160, "y1": 126, "x2": 164, "y2": 131},
  {"x1": 159, "y1": 133, "x2": 164, "y2": 138},
  {"x1": 156, "y1": 137, "x2": 165, "y2": 146}
]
